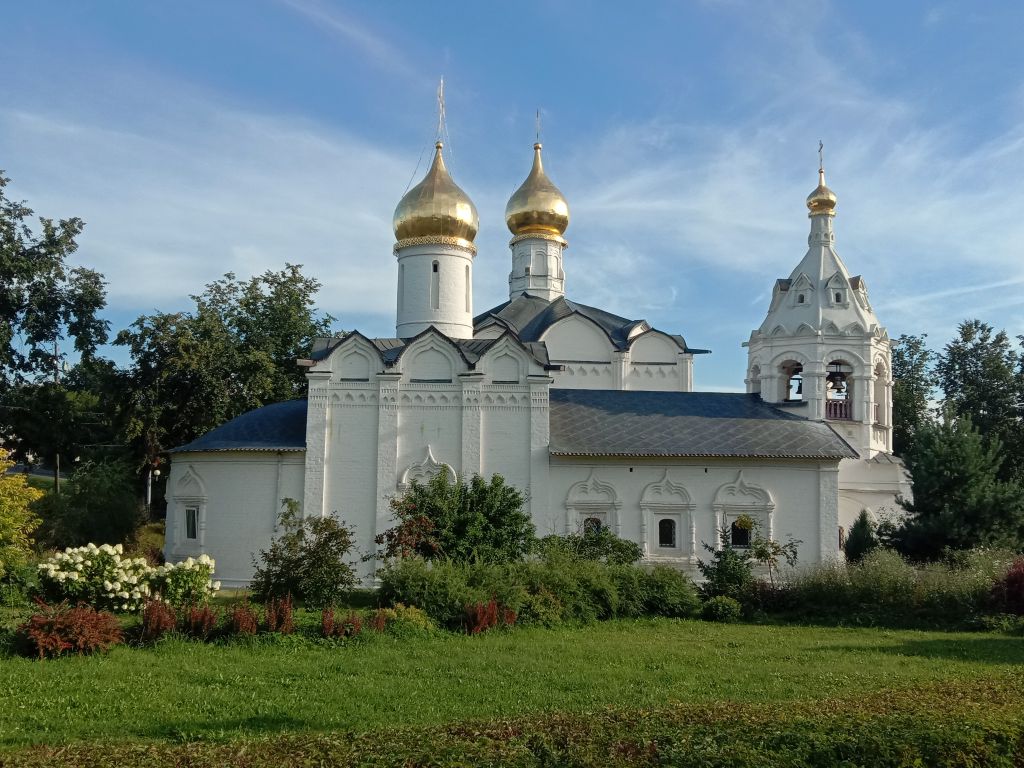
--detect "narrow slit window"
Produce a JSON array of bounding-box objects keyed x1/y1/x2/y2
[
  {"x1": 430, "y1": 261, "x2": 440, "y2": 310},
  {"x1": 185, "y1": 507, "x2": 199, "y2": 540}
]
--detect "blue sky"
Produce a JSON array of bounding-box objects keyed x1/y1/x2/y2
[{"x1": 3, "y1": 1, "x2": 1024, "y2": 390}]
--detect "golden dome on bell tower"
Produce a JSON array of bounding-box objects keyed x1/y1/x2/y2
[
  {"x1": 505, "y1": 143, "x2": 570, "y2": 237},
  {"x1": 393, "y1": 142, "x2": 479, "y2": 245}
]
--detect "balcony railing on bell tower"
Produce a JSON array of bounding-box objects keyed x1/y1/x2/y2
[{"x1": 825, "y1": 399, "x2": 852, "y2": 420}]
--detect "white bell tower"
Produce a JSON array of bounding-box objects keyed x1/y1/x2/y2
[{"x1": 744, "y1": 159, "x2": 893, "y2": 459}]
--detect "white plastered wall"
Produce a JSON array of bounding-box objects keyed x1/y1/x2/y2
[
  {"x1": 301, "y1": 330, "x2": 551, "y2": 582},
  {"x1": 543, "y1": 457, "x2": 841, "y2": 571},
  {"x1": 164, "y1": 451, "x2": 305, "y2": 587}
]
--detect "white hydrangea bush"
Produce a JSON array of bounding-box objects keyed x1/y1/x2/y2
[
  {"x1": 37, "y1": 545, "x2": 221, "y2": 612},
  {"x1": 150, "y1": 555, "x2": 221, "y2": 608},
  {"x1": 38, "y1": 543, "x2": 152, "y2": 612}
]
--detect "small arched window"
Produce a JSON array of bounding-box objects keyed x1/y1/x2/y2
[
  {"x1": 658, "y1": 518, "x2": 677, "y2": 548},
  {"x1": 835, "y1": 292, "x2": 842, "y2": 303},
  {"x1": 583, "y1": 517, "x2": 603, "y2": 535},
  {"x1": 797, "y1": 294, "x2": 805, "y2": 304}
]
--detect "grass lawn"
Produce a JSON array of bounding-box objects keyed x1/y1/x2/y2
[{"x1": 1, "y1": 619, "x2": 1022, "y2": 749}]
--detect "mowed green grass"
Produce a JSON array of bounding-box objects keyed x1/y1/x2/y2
[{"x1": 1, "y1": 619, "x2": 1022, "y2": 747}]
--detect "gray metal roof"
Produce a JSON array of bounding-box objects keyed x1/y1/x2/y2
[
  {"x1": 474, "y1": 294, "x2": 709, "y2": 354},
  {"x1": 548, "y1": 389, "x2": 857, "y2": 459},
  {"x1": 309, "y1": 329, "x2": 553, "y2": 369},
  {"x1": 171, "y1": 388, "x2": 855, "y2": 461},
  {"x1": 171, "y1": 399, "x2": 307, "y2": 453}
]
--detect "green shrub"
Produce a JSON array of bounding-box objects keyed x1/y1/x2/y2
[
  {"x1": 0, "y1": 560, "x2": 39, "y2": 608},
  {"x1": 0, "y1": 450, "x2": 42, "y2": 579},
  {"x1": 645, "y1": 565, "x2": 701, "y2": 618},
  {"x1": 518, "y1": 586, "x2": 564, "y2": 627},
  {"x1": 785, "y1": 547, "x2": 1017, "y2": 628},
  {"x1": 702, "y1": 595, "x2": 742, "y2": 623},
  {"x1": 538, "y1": 526, "x2": 643, "y2": 565},
  {"x1": 381, "y1": 555, "x2": 701, "y2": 628},
  {"x1": 376, "y1": 472, "x2": 535, "y2": 563},
  {"x1": 608, "y1": 565, "x2": 649, "y2": 618},
  {"x1": 789, "y1": 559, "x2": 851, "y2": 611},
  {"x1": 697, "y1": 529, "x2": 754, "y2": 601},
  {"x1": 379, "y1": 558, "x2": 482, "y2": 629},
  {"x1": 844, "y1": 509, "x2": 878, "y2": 563},
  {"x1": 848, "y1": 549, "x2": 917, "y2": 609},
  {"x1": 464, "y1": 561, "x2": 529, "y2": 615},
  {"x1": 375, "y1": 603, "x2": 437, "y2": 636},
  {"x1": 520, "y1": 557, "x2": 596, "y2": 624},
  {"x1": 250, "y1": 499, "x2": 358, "y2": 609}
]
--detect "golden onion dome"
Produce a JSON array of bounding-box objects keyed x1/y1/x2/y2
[
  {"x1": 505, "y1": 143, "x2": 570, "y2": 237},
  {"x1": 806, "y1": 167, "x2": 837, "y2": 216},
  {"x1": 393, "y1": 142, "x2": 479, "y2": 244}
]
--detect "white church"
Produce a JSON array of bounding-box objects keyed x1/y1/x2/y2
[{"x1": 165, "y1": 138, "x2": 910, "y2": 585}]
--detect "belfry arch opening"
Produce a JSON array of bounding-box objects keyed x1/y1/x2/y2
[
  {"x1": 780, "y1": 360, "x2": 803, "y2": 402},
  {"x1": 825, "y1": 359, "x2": 853, "y2": 420}
]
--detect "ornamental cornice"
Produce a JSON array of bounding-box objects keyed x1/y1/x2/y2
[
  {"x1": 509, "y1": 232, "x2": 567, "y2": 248},
  {"x1": 393, "y1": 236, "x2": 476, "y2": 255}
]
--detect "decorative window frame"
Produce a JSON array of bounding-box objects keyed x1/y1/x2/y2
[
  {"x1": 640, "y1": 471, "x2": 696, "y2": 562},
  {"x1": 398, "y1": 445, "x2": 457, "y2": 492},
  {"x1": 172, "y1": 465, "x2": 207, "y2": 553},
  {"x1": 712, "y1": 471, "x2": 775, "y2": 550},
  {"x1": 565, "y1": 470, "x2": 621, "y2": 535}
]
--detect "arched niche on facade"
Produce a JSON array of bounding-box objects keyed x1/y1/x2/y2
[
  {"x1": 628, "y1": 330, "x2": 680, "y2": 364},
  {"x1": 337, "y1": 349, "x2": 372, "y2": 380},
  {"x1": 565, "y1": 470, "x2": 621, "y2": 535},
  {"x1": 398, "y1": 333, "x2": 467, "y2": 383},
  {"x1": 640, "y1": 471, "x2": 696, "y2": 561},
  {"x1": 171, "y1": 465, "x2": 207, "y2": 553},
  {"x1": 541, "y1": 314, "x2": 614, "y2": 363},
  {"x1": 398, "y1": 445, "x2": 457, "y2": 493},
  {"x1": 479, "y1": 335, "x2": 538, "y2": 384},
  {"x1": 712, "y1": 471, "x2": 775, "y2": 549}
]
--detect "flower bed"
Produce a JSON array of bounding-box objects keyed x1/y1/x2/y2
[{"x1": 37, "y1": 545, "x2": 220, "y2": 612}]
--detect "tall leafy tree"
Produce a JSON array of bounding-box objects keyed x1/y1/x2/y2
[
  {"x1": 935, "y1": 320, "x2": 1022, "y2": 478},
  {"x1": 891, "y1": 334, "x2": 934, "y2": 457},
  {"x1": 114, "y1": 265, "x2": 333, "y2": 464},
  {"x1": 0, "y1": 171, "x2": 108, "y2": 384},
  {"x1": 895, "y1": 410, "x2": 1024, "y2": 559}
]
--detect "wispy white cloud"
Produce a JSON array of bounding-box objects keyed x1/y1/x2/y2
[
  {"x1": 520, "y1": 2, "x2": 1024, "y2": 387},
  {"x1": 276, "y1": 0, "x2": 428, "y2": 87},
  {"x1": 0, "y1": 99, "x2": 409, "y2": 334}
]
